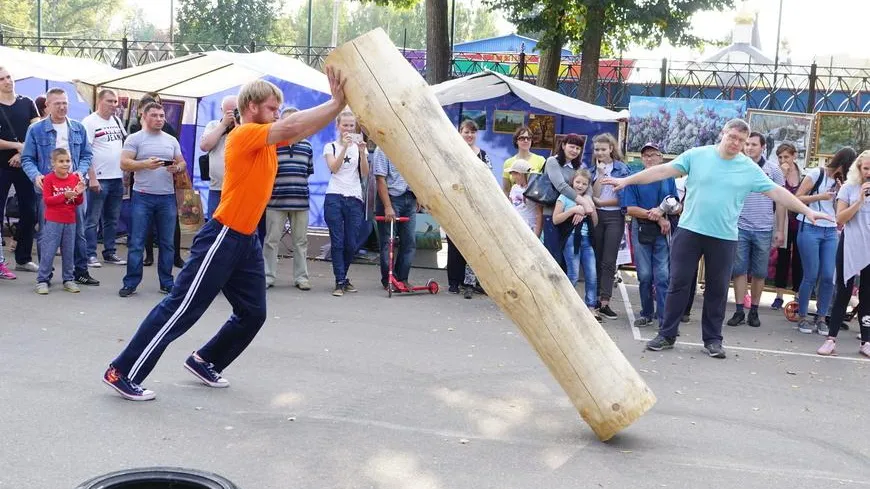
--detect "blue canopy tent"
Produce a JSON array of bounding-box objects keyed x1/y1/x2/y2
[
  {"x1": 432, "y1": 70, "x2": 629, "y2": 178},
  {"x1": 75, "y1": 50, "x2": 339, "y2": 227}
]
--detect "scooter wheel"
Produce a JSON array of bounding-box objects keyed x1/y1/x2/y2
[
  {"x1": 783, "y1": 301, "x2": 800, "y2": 322},
  {"x1": 387, "y1": 285, "x2": 392, "y2": 298},
  {"x1": 428, "y1": 280, "x2": 439, "y2": 294}
]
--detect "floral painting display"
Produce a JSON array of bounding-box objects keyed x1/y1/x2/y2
[{"x1": 627, "y1": 96, "x2": 746, "y2": 156}]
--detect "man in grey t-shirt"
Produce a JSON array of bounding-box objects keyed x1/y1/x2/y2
[{"x1": 119, "y1": 102, "x2": 185, "y2": 297}]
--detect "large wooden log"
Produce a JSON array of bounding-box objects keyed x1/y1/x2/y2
[{"x1": 326, "y1": 29, "x2": 655, "y2": 441}]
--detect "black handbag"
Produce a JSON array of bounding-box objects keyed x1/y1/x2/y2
[
  {"x1": 523, "y1": 173, "x2": 559, "y2": 206},
  {"x1": 636, "y1": 218, "x2": 661, "y2": 244}
]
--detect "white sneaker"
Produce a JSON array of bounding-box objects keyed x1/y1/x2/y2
[
  {"x1": 63, "y1": 281, "x2": 81, "y2": 293},
  {"x1": 87, "y1": 256, "x2": 102, "y2": 268},
  {"x1": 35, "y1": 282, "x2": 49, "y2": 295},
  {"x1": 15, "y1": 262, "x2": 38, "y2": 272}
]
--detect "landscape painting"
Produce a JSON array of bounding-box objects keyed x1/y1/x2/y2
[
  {"x1": 492, "y1": 110, "x2": 525, "y2": 134},
  {"x1": 747, "y1": 109, "x2": 814, "y2": 168},
  {"x1": 814, "y1": 111, "x2": 870, "y2": 158},
  {"x1": 627, "y1": 96, "x2": 746, "y2": 156}
]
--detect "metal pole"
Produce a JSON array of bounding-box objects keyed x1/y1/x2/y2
[
  {"x1": 770, "y1": 0, "x2": 783, "y2": 109},
  {"x1": 449, "y1": 0, "x2": 456, "y2": 56},
  {"x1": 37, "y1": 0, "x2": 42, "y2": 52},
  {"x1": 330, "y1": 0, "x2": 339, "y2": 47},
  {"x1": 307, "y1": 0, "x2": 313, "y2": 64},
  {"x1": 170, "y1": 0, "x2": 175, "y2": 43}
]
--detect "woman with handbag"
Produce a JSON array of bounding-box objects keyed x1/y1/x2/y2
[
  {"x1": 539, "y1": 133, "x2": 588, "y2": 270},
  {"x1": 590, "y1": 133, "x2": 632, "y2": 320},
  {"x1": 447, "y1": 120, "x2": 490, "y2": 298}
]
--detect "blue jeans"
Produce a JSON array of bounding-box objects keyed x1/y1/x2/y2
[
  {"x1": 563, "y1": 230, "x2": 597, "y2": 307},
  {"x1": 85, "y1": 178, "x2": 124, "y2": 259},
  {"x1": 796, "y1": 223, "x2": 838, "y2": 317},
  {"x1": 324, "y1": 194, "x2": 364, "y2": 286},
  {"x1": 732, "y1": 228, "x2": 772, "y2": 278},
  {"x1": 631, "y1": 221, "x2": 670, "y2": 322},
  {"x1": 376, "y1": 192, "x2": 417, "y2": 285},
  {"x1": 36, "y1": 191, "x2": 88, "y2": 276},
  {"x1": 543, "y1": 214, "x2": 566, "y2": 271},
  {"x1": 37, "y1": 221, "x2": 75, "y2": 283},
  {"x1": 123, "y1": 191, "x2": 177, "y2": 290},
  {"x1": 207, "y1": 189, "x2": 221, "y2": 220}
]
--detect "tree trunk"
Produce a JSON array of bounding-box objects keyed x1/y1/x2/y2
[
  {"x1": 535, "y1": 32, "x2": 564, "y2": 91},
  {"x1": 327, "y1": 29, "x2": 656, "y2": 442},
  {"x1": 425, "y1": 0, "x2": 450, "y2": 84},
  {"x1": 577, "y1": 3, "x2": 605, "y2": 103}
]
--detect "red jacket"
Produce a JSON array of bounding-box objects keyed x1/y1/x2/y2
[{"x1": 42, "y1": 173, "x2": 83, "y2": 224}]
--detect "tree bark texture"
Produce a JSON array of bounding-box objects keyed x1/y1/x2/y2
[
  {"x1": 425, "y1": 0, "x2": 450, "y2": 84},
  {"x1": 577, "y1": 3, "x2": 606, "y2": 103}
]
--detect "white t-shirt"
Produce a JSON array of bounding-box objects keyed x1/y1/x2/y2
[
  {"x1": 797, "y1": 167, "x2": 839, "y2": 227},
  {"x1": 323, "y1": 141, "x2": 362, "y2": 200},
  {"x1": 82, "y1": 112, "x2": 124, "y2": 180},
  {"x1": 509, "y1": 183, "x2": 538, "y2": 231},
  {"x1": 201, "y1": 120, "x2": 228, "y2": 191},
  {"x1": 598, "y1": 162, "x2": 620, "y2": 211},
  {"x1": 53, "y1": 122, "x2": 69, "y2": 151}
]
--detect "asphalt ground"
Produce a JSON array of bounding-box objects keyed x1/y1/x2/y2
[{"x1": 1, "y1": 251, "x2": 869, "y2": 488}]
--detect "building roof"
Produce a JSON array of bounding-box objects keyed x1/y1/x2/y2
[{"x1": 453, "y1": 34, "x2": 573, "y2": 57}]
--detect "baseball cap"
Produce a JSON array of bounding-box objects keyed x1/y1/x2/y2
[
  {"x1": 508, "y1": 159, "x2": 532, "y2": 173},
  {"x1": 641, "y1": 142, "x2": 661, "y2": 153}
]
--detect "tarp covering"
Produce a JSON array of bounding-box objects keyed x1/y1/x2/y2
[{"x1": 433, "y1": 70, "x2": 629, "y2": 122}]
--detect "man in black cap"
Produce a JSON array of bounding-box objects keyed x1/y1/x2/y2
[{"x1": 622, "y1": 143, "x2": 678, "y2": 328}]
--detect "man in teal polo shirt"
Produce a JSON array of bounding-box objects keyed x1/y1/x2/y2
[{"x1": 605, "y1": 119, "x2": 831, "y2": 358}]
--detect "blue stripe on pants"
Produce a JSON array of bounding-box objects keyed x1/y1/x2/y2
[{"x1": 112, "y1": 218, "x2": 267, "y2": 384}]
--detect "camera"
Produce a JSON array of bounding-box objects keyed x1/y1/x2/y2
[
  {"x1": 658, "y1": 195, "x2": 682, "y2": 215},
  {"x1": 232, "y1": 108, "x2": 241, "y2": 125},
  {"x1": 349, "y1": 133, "x2": 364, "y2": 144}
]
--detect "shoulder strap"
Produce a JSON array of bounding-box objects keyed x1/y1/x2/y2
[
  {"x1": 809, "y1": 169, "x2": 825, "y2": 195},
  {"x1": 112, "y1": 115, "x2": 128, "y2": 140},
  {"x1": 0, "y1": 103, "x2": 19, "y2": 142},
  {"x1": 331, "y1": 142, "x2": 337, "y2": 156}
]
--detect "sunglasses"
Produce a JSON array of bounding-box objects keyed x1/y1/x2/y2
[{"x1": 517, "y1": 136, "x2": 531, "y2": 141}]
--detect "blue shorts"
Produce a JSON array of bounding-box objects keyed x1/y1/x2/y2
[{"x1": 732, "y1": 228, "x2": 772, "y2": 278}]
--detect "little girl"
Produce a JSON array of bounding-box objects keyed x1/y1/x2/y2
[
  {"x1": 553, "y1": 169, "x2": 599, "y2": 319},
  {"x1": 36, "y1": 148, "x2": 84, "y2": 294},
  {"x1": 507, "y1": 159, "x2": 543, "y2": 237}
]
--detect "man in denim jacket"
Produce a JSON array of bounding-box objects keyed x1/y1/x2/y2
[{"x1": 21, "y1": 87, "x2": 99, "y2": 286}]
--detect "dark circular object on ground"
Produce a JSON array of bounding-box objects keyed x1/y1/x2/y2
[{"x1": 75, "y1": 467, "x2": 239, "y2": 489}]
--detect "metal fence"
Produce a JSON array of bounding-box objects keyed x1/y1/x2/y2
[{"x1": 3, "y1": 33, "x2": 869, "y2": 114}]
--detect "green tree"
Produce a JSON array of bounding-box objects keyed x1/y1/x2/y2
[
  {"x1": 0, "y1": 0, "x2": 121, "y2": 38},
  {"x1": 488, "y1": 0, "x2": 734, "y2": 99},
  {"x1": 176, "y1": 0, "x2": 282, "y2": 45},
  {"x1": 111, "y1": 5, "x2": 162, "y2": 41}
]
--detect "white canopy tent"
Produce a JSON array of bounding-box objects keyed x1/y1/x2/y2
[
  {"x1": 432, "y1": 70, "x2": 629, "y2": 121},
  {"x1": 0, "y1": 45, "x2": 117, "y2": 83}
]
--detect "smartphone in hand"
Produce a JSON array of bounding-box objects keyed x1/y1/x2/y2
[{"x1": 162, "y1": 160, "x2": 174, "y2": 167}]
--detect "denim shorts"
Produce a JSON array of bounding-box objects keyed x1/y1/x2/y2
[{"x1": 732, "y1": 228, "x2": 772, "y2": 278}]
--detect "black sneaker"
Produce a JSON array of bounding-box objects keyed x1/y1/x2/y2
[
  {"x1": 599, "y1": 304, "x2": 618, "y2": 319},
  {"x1": 747, "y1": 309, "x2": 761, "y2": 327},
  {"x1": 727, "y1": 311, "x2": 745, "y2": 326},
  {"x1": 448, "y1": 285, "x2": 460, "y2": 294},
  {"x1": 343, "y1": 281, "x2": 358, "y2": 293},
  {"x1": 646, "y1": 334, "x2": 676, "y2": 351},
  {"x1": 118, "y1": 287, "x2": 136, "y2": 298},
  {"x1": 75, "y1": 272, "x2": 100, "y2": 286},
  {"x1": 103, "y1": 366, "x2": 156, "y2": 401},
  {"x1": 184, "y1": 353, "x2": 229, "y2": 388},
  {"x1": 704, "y1": 342, "x2": 727, "y2": 358},
  {"x1": 143, "y1": 255, "x2": 153, "y2": 266},
  {"x1": 174, "y1": 256, "x2": 185, "y2": 268},
  {"x1": 160, "y1": 285, "x2": 173, "y2": 295},
  {"x1": 463, "y1": 286, "x2": 473, "y2": 299},
  {"x1": 103, "y1": 253, "x2": 126, "y2": 265}
]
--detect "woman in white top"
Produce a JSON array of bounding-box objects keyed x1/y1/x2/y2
[
  {"x1": 323, "y1": 110, "x2": 369, "y2": 297},
  {"x1": 793, "y1": 147, "x2": 856, "y2": 334},
  {"x1": 817, "y1": 150, "x2": 870, "y2": 356}
]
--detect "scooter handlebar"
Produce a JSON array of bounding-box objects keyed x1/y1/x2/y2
[{"x1": 375, "y1": 216, "x2": 410, "y2": 222}]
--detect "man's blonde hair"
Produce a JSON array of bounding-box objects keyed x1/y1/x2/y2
[{"x1": 237, "y1": 79, "x2": 283, "y2": 112}]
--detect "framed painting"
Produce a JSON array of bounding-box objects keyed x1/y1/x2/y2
[
  {"x1": 747, "y1": 109, "x2": 814, "y2": 168},
  {"x1": 492, "y1": 110, "x2": 525, "y2": 134},
  {"x1": 528, "y1": 114, "x2": 555, "y2": 150},
  {"x1": 460, "y1": 109, "x2": 487, "y2": 131},
  {"x1": 814, "y1": 111, "x2": 870, "y2": 158}
]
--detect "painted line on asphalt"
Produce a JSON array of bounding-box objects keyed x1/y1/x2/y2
[
  {"x1": 615, "y1": 271, "x2": 642, "y2": 341},
  {"x1": 616, "y1": 271, "x2": 870, "y2": 363}
]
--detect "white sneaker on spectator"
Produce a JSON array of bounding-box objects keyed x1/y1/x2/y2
[
  {"x1": 15, "y1": 262, "x2": 38, "y2": 272},
  {"x1": 87, "y1": 256, "x2": 102, "y2": 268}
]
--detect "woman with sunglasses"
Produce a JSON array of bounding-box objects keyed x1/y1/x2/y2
[{"x1": 501, "y1": 126, "x2": 546, "y2": 198}]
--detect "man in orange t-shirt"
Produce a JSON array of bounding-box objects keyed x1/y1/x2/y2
[{"x1": 103, "y1": 68, "x2": 348, "y2": 401}]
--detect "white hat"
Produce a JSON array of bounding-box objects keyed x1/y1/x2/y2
[{"x1": 508, "y1": 159, "x2": 532, "y2": 174}]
